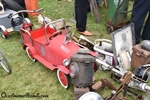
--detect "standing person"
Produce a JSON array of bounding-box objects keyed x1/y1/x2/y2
[
  {"x1": 131, "y1": 0, "x2": 150, "y2": 44},
  {"x1": 75, "y1": 0, "x2": 93, "y2": 36}
]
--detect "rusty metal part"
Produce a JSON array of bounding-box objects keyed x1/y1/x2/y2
[
  {"x1": 131, "y1": 44, "x2": 150, "y2": 70},
  {"x1": 74, "y1": 86, "x2": 90, "y2": 100},
  {"x1": 105, "y1": 71, "x2": 132, "y2": 100},
  {"x1": 72, "y1": 35, "x2": 94, "y2": 51},
  {"x1": 105, "y1": 71, "x2": 144, "y2": 100},
  {"x1": 70, "y1": 51, "x2": 95, "y2": 88},
  {"x1": 91, "y1": 81, "x2": 103, "y2": 91},
  {"x1": 101, "y1": 78, "x2": 116, "y2": 90},
  {"x1": 91, "y1": 78, "x2": 116, "y2": 92},
  {"x1": 106, "y1": 20, "x2": 127, "y2": 33}
]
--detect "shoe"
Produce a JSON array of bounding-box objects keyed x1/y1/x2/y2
[{"x1": 78, "y1": 30, "x2": 93, "y2": 36}]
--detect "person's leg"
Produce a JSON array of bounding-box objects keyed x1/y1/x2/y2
[
  {"x1": 75, "y1": 0, "x2": 93, "y2": 36},
  {"x1": 75, "y1": 0, "x2": 78, "y2": 23},
  {"x1": 131, "y1": 0, "x2": 149, "y2": 44},
  {"x1": 142, "y1": 12, "x2": 150, "y2": 40},
  {"x1": 96, "y1": 0, "x2": 100, "y2": 5},
  {"x1": 75, "y1": 0, "x2": 88, "y2": 32}
]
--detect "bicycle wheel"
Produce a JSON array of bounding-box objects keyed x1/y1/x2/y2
[{"x1": 0, "y1": 50, "x2": 11, "y2": 73}]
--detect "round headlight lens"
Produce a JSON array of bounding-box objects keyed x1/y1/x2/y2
[
  {"x1": 70, "y1": 62, "x2": 78, "y2": 78},
  {"x1": 63, "y1": 59, "x2": 70, "y2": 66}
]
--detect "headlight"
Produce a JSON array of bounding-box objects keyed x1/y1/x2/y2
[
  {"x1": 134, "y1": 66, "x2": 149, "y2": 82},
  {"x1": 69, "y1": 62, "x2": 79, "y2": 78},
  {"x1": 63, "y1": 59, "x2": 70, "y2": 66}
]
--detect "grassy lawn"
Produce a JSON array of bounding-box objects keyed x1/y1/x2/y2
[{"x1": 0, "y1": 0, "x2": 147, "y2": 100}]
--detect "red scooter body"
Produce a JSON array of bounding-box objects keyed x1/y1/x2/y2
[{"x1": 20, "y1": 20, "x2": 81, "y2": 88}]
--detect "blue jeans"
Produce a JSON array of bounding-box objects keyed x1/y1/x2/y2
[
  {"x1": 96, "y1": 0, "x2": 100, "y2": 4},
  {"x1": 75, "y1": 0, "x2": 89, "y2": 32},
  {"x1": 131, "y1": 0, "x2": 150, "y2": 44}
]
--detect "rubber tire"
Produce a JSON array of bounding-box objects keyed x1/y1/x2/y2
[
  {"x1": 0, "y1": 50, "x2": 11, "y2": 74},
  {"x1": 2, "y1": 0, "x2": 28, "y2": 17},
  {"x1": 57, "y1": 69, "x2": 68, "y2": 89},
  {"x1": 26, "y1": 47, "x2": 36, "y2": 62}
]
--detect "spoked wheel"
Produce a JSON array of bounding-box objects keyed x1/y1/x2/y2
[
  {"x1": 0, "y1": 26, "x2": 8, "y2": 39},
  {"x1": 26, "y1": 47, "x2": 36, "y2": 62},
  {"x1": 57, "y1": 69, "x2": 68, "y2": 88},
  {"x1": 0, "y1": 50, "x2": 11, "y2": 73}
]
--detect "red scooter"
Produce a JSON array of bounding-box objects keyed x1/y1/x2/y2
[{"x1": 20, "y1": 17, "x2": 97, "y2": 88}]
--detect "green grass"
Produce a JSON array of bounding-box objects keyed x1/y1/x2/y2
[{"x1": 0, "y1": 0, "x2": 146, "y2": 100}]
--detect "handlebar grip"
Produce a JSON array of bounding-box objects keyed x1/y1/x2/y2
[{"x1": 34, "y1": 8, "x2": 44, "y2": 13}]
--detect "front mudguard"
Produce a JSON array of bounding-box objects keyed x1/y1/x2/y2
[
  {"x1": 57, "y1": 65, "x2": 69, "y2": 75},
  {"x1": 23, "y1": 43, "x2": 37, "y2": 57}
]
